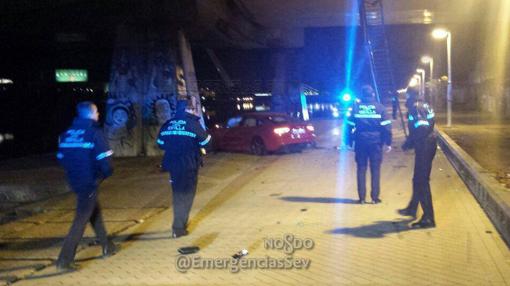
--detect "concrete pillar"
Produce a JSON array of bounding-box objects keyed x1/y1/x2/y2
[
  {"x1": 271, "y1": 50, "x2": 288, "y2": 113},
  {"x1": 142, "y1": 30, "x2": 179, "y2": 156},
  {"x1": 105, "y1": 25, "x2": 179, "y2": 157},
  {"x1": 104, "y1": 24, "x2": 145, "y2": 157},
  {"x1": 178, "y1": 31, "x2": 205, "y2": 127}
]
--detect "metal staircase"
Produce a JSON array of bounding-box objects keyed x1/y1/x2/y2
[
  {"x1": 359, "y1": 0, "x2": 407, "y2": 136},
  {"x1": 358, "y1": 0, "x2": 395, "y2": 103}
]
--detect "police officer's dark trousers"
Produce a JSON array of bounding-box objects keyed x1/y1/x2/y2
[
  {"x1": 170, "y1": 166, "x2": 198, "y2": 234},
  {"x1": 407, "y1": 137, "x2": 437, "y2": 220},
  {"x1": 57, "y1": 185, "x2": 108, "y2": 265},
  {"x1": 355, "y1": 142, "x2": 382, "y2": 201}
]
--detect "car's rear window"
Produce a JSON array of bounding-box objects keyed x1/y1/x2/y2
[{"x1": 267, "y1": 115, "x2": 290, "y2": 124}]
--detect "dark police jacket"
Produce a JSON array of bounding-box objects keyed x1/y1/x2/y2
[
  {"x1": 402, "y1": 101, "x2": 436, "y2": 150},
  {"x1": 57, "y1": 118, "x2": 113, "y2": 192},
  {"x1": 345, "y1": 98, "x2": 392, "y2": 147},
  {"x1": 157, "y1": 111, "x2": 211, "y2": 172}
]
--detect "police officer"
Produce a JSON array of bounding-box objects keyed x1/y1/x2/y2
[
  {"x1": 398, "y1": 87, "x2": 437, "y2": 228},
  {"x1": 346, "y1": 85, "x2": 392, "y2": 204},
  {"x1": 56, "y1": 102, "x2": 117, "y2": 271},
  {"x1": 157, "y1": 99, "x2": 211, "y2": 238}
]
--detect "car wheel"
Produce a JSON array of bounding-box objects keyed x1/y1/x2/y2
[{"x1": 250, "y1": 137, "x2": 267, "y2": 156}]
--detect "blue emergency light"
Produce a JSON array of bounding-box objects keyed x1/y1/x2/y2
[{"x1": 340, "y1": 90, "x2": 354, "y2": 102}]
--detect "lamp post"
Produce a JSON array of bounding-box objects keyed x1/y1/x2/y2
[
  {"x1": 416, "y1": 68, "x2": 426, "y2": 99},
  {"x1": 432, "y1": 28, "x2": 452, "y2": 127}
]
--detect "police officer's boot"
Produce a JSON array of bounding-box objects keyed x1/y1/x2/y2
[
  {"x1": 56, "y1": 261, "x2": 78, "y2": 273},
  {"x1": 411, "y1": 218, "x2": 435, "y2": 229},
  {"x1": 102, "y1": 241, "x2": 119, "y2": 258},
  {"x1": 397, "y1": 208, "x2": 417, "y2": 218},
  {"x1": 172, "y1": 229, "x2": 189, "y2": 239}
]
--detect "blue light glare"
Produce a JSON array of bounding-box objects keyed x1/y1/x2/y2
[
  {"x1": 344, "y1": 2, "x2": 359, "y2": 89},
  {"x1": 340, "y1": 89, "x2": 354, "y2": 103}
]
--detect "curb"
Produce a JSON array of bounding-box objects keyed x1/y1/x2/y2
[{"x1": 436, "y1": 128, "x2": 510, "y2": 246}]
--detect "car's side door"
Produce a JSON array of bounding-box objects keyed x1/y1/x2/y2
[
  {"x1": 237, "y1": 116, "x2": 259, "y2": 151},
  {"x1": 221, "y1": 116, "x2": 244, "y2": 151}
]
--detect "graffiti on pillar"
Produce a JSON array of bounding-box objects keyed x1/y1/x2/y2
[
  {"x1": 104, "y1": 99, "x2": 137, "y2": 154},
  {"x1": 176, "y1": 65, "x2": 188, "y2": 98},
  {"x1": 143, "y1": 46, "x2": 178, "y2": 156},
  {"x1": 106, "y1": 26, "x2": 181, "y2": 156},
  {"x1": 105, "y1": 44, "x2": 142, "y2": 157}
]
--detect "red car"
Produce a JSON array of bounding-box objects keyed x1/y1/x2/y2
[{"x1": 210, "y1": 112, "x2": 316, "y2": 155}]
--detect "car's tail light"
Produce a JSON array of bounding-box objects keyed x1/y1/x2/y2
[
  {"x1": 306, "y1": 125, "x2": 315, "y2": 132},
  {"x1": 273, "y1": 127, "x2": 290, "y2": 136}
]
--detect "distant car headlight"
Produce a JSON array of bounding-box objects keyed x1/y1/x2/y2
[
  {"x1": 306, "y1": 125, "x2": 315, "y2": 132},
  {"x1": 273, "y1": 127, "x2": 290, "y2": 136}
]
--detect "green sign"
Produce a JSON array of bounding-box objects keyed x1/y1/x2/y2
[{"x1": 55, "y1": 69, "x2": 88, "y2": 82}]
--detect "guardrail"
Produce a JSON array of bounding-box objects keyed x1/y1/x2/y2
[{"x1": 436, "y1": 128, "x2": 510, "y2": 246}]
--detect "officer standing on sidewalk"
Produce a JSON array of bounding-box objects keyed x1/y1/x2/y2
[
  {"x1": 399, "y1": 87, "x2": 437, "y2": 228},
  {"x1": 346, "y1": 85, "x2": 392, "y2": 204},
  {"x1": 157, "y1": 99, "x2": 211, "y2": 238},
  {"x1": 56, "y1": 102, "x2": 117, "y2": 271}
]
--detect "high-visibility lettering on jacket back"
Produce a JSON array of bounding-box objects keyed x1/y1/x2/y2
[
  {"x1": 157, "y1": 112, "x2": 211, "y2": 172},
  {"x1": 345, "y1": 98, "x2": 392, "y2": 146},
  {"x1": 57, "y1": 118, "x2": 113, "y2": 190}
]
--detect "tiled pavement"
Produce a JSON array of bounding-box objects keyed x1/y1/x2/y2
[{"x1": 2, "y1": 120, "x2": 510, "y2": 285}]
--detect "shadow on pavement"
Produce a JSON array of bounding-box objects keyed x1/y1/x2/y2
[
  {"x1": 0, "y1": 275, "x2": 19, "y2": 284},
  {"x1": 119, "y1": 231, "x2": 170, "y2": 242},
  {"x1": 279, "y1": 196, "x2": 359, "y2": 204},
  {"x1": 326, "y1": 219, "x2": 416, "y2": 238},
  {"x1": 0, "y1": 230, "x2": 170, "y2": 252},
  {"x1": 75, "y1": 255, "x2": 103, "y2": 263},
  {"x1": 0, "y1": 237, "x2": 62, "y2": 250},
  {"x1": 0, "y1": 258, "x2": 54, "y2": 273},
  {"x1": 0, "y1": 263, "x2": 47, "y2": 273},
  {"x1": 24, "y1": 269, "x2": 76, "y2": 280}
]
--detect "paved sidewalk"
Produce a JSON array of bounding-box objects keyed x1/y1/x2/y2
[{"x1": 2, "y1": 120, "x2": 510, "y2": 285}]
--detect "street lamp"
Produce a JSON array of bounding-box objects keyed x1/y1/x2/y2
[
  {"x1": 416, "y1": 68, "x2": 426, "y2": 99},
  {"x1": 432, "y1": 28, "x2": 452, "y2": 127},
  {"x1": 408, "y1": 75, "x2": 420, "y2": 88}
]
